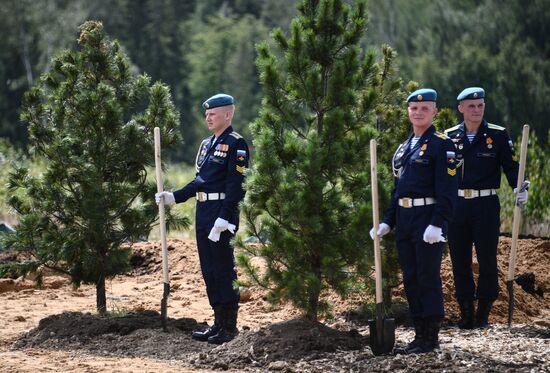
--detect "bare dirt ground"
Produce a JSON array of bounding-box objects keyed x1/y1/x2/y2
[{"x1": 0, "y1": 237, "x2": 548, "y2": 372}]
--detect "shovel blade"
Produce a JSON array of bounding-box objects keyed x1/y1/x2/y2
[{"x1": 368, "y1": 317, "x2": 396, "y2": 355}]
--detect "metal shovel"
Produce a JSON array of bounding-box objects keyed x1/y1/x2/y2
[{"x1": 368, "y1": 139, "x2": 396, "y2": 355}]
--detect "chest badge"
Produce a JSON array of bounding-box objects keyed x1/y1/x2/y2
[
  {"x1": 419, "y1": 143, "x2": 427, "y2": 156},
  {"x1": 486, "y1": 137, "x2": 493, "y2": 149}
]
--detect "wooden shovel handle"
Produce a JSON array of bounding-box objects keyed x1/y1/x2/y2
[
  {"x1": 154, "y1": 127, "x2": 170, "y2": 284},
  {"x1": 506, "y1": 124, "x2": 529, "y2": 282},
  {"x1": 370, "y1": 139, "x2": 383, "y2": 304}
]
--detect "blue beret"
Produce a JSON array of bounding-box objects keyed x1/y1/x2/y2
[
  {"x1": 407, "y1": 88, "x2": 437, "y2": 103},
  {"x1": 202, "y1": 93, "x2": 234, "y2": 109},
  {"x1": 457, "y1": 87, "x2": 485, "y2": 101}
]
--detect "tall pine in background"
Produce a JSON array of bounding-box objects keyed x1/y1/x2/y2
[
  {"x1": 236, "y1": 0, "x2": 408, "y2": 321},
  {"x1": 3, "y1": 21, "x2": 187, "y2": 314}
]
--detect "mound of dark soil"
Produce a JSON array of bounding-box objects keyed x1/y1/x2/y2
[
  {"x1": 193, "y1": 318, "x2": 367, "y2": 370},
  {"x1": 13, "y1": 311, "x2": 198, "y2": 349},
  {"x1": 13, "y1": 313, "x2": 368, "y2": 370}
]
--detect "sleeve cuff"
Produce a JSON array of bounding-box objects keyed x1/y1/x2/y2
[
  {"x1": 382, "y1": 218, "x2": 395, "y2": 230},
  {"x1": 219, "y1": 207, "x2": 233, "y2": 223},
  {"x1": 430, "y1": 215, "x2": 445, "y2": 229},
  {"x1": 173, "y1": 189, "x2": 192, "y2": 204}
]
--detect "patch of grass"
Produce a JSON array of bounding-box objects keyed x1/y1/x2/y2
[{"x1": 108, "y1": 303, "x2": 130, "y2": 317}]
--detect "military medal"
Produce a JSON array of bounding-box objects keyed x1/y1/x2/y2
[
  {"x1": 486, "y1": 137, "x2": 493, "y2": 149},
  {"x1": 419, "y1": 143, "x2": 427, "y2": 156}
]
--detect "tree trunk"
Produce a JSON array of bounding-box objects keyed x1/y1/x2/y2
[
  {"x1": 306, "y1": 253, "x2": 322, "y2": 321},
  {"x1": 307, "y1": 291, "x2": 319, "y2": 322},
  {"x1": 96, "y1": 274, "x2": 107, "y2": 315}
]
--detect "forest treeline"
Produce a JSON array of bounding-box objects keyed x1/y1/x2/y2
[{"x1": 1, "y1": 0, "x2": 548, "y2": 161}]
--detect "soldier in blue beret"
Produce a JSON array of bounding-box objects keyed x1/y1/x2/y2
[
  {"x1": 156, "y1": 93, "x2": 249, "y2": 344},
  {"x1": 371, "y1": 88, "x2": 458, "y2": 353},
  {"x1": 445, "y1": 87, "x2": 528, "y2": 329}
]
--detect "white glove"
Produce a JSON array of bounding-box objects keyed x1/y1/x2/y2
[
  {"x1": 369, "y1": 223, "x2": 391, "y2": 240},
  {"x1": 514, "y1": 180, "x2": 530, "y2": 207},
  {"x1": 208, "y1": 218, "x2": 236, "y2": 242},
  {"x1": 155, "y1": 191, "x2": 175, "y2": 205},
  {"x1": 423, "y1": 225, "x2": 446, "y2": 244},
  {"x1": 213, "y1": 217, "x2": 231, "y2": 232}
]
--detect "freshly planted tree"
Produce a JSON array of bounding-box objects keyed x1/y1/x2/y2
[
  {"x1": 236, "y1": 0, "x2": 409, "y2": 320},
  {"x1": 3, "y1": 21, "x2": 187, "y2": 314}
]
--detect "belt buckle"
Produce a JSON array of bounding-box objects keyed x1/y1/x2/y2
[
  {"x1": 463, "y1": 189, "x2": 474, "y2": 199},
  {"x1": 402, "y1": 198, "x2": 412, "y2": 208},
  {"x1": 197, "y1": 192, "x2": 207, "y2": 201}
]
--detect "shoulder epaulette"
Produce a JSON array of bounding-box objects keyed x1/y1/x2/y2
[
  {"x1": 229, "y1": 132, "x2": 243, "y2": 139},
  {"x1": 487, "y1": 123, "x2": 505, "y2": 131},
  {"x1": 434, "y1": 131, "x2": 449, "y2": 140},
  {"x1": 444, "y1": 125, "x2": 460, "y2": 134}
]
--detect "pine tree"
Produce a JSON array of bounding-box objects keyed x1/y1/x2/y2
[
  {"x1": 3, "y1": 21, "x2": 187, "y2": 314},
  {"x1": 236, "y1": 0, "x2": 409, "y2": 320}
]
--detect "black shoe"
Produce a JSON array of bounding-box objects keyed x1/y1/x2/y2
[
  {"x1": 405, "y1": 341, "x2": 437, "y2": 354},
  {"x1": 475, "y1": 299, "x2": 494, "y2": 329},
  {"x1": 192, "y1": 307, "x2": 222, "y2": 341},
  {"x1": 457, "y1": 299, "x2": 475, "y2": 329},
  {"x1": 207, "y1": 308, "x2": 239, "y2": 345},
  {"x1": 207, "y1": 327, "x2": 239, "y2": 344},
  {"x1": 192, "y1": 324, "x2": 221, "y2": 341}
]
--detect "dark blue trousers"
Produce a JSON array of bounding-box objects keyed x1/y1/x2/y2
[
  {"x1": 195, "y1": 200, "x2": 239, "y2": 309},
  {"x1": 396, "y1": 205, "x2": 445, "y2": 320},
  {"x1": 448, "y1": 195, "x2": 500, "y2": 302}
]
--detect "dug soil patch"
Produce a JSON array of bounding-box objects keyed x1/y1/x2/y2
[
  {"x1": 13, "y1": 312, "x2": 367, "y2": 371},
  {"x1": 2, "y1": 237, "x2": 548, "y2": 372}
]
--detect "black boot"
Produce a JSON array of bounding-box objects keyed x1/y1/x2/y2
[
  {"x1": 394, "y1": 319, "x2": 424, "y2": 354},
  {"x1": 423, "y1": 319, "x2": 440, "y2": 351},
  {"x1": 208, "y1": 308, "x2": 239, "y2": 344},
  {"x1": 475, "y1": 299, "x2": 494, "y2": 329},
  {"x1": 406, "y1": 319, "x2": 440, "y2": 354},
  {"x1": 192, "y1": 307, "x2": 222, "y2": 341},
  {"x1": 457, "y1": 299, "x2": 475, "y2": 329}
]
